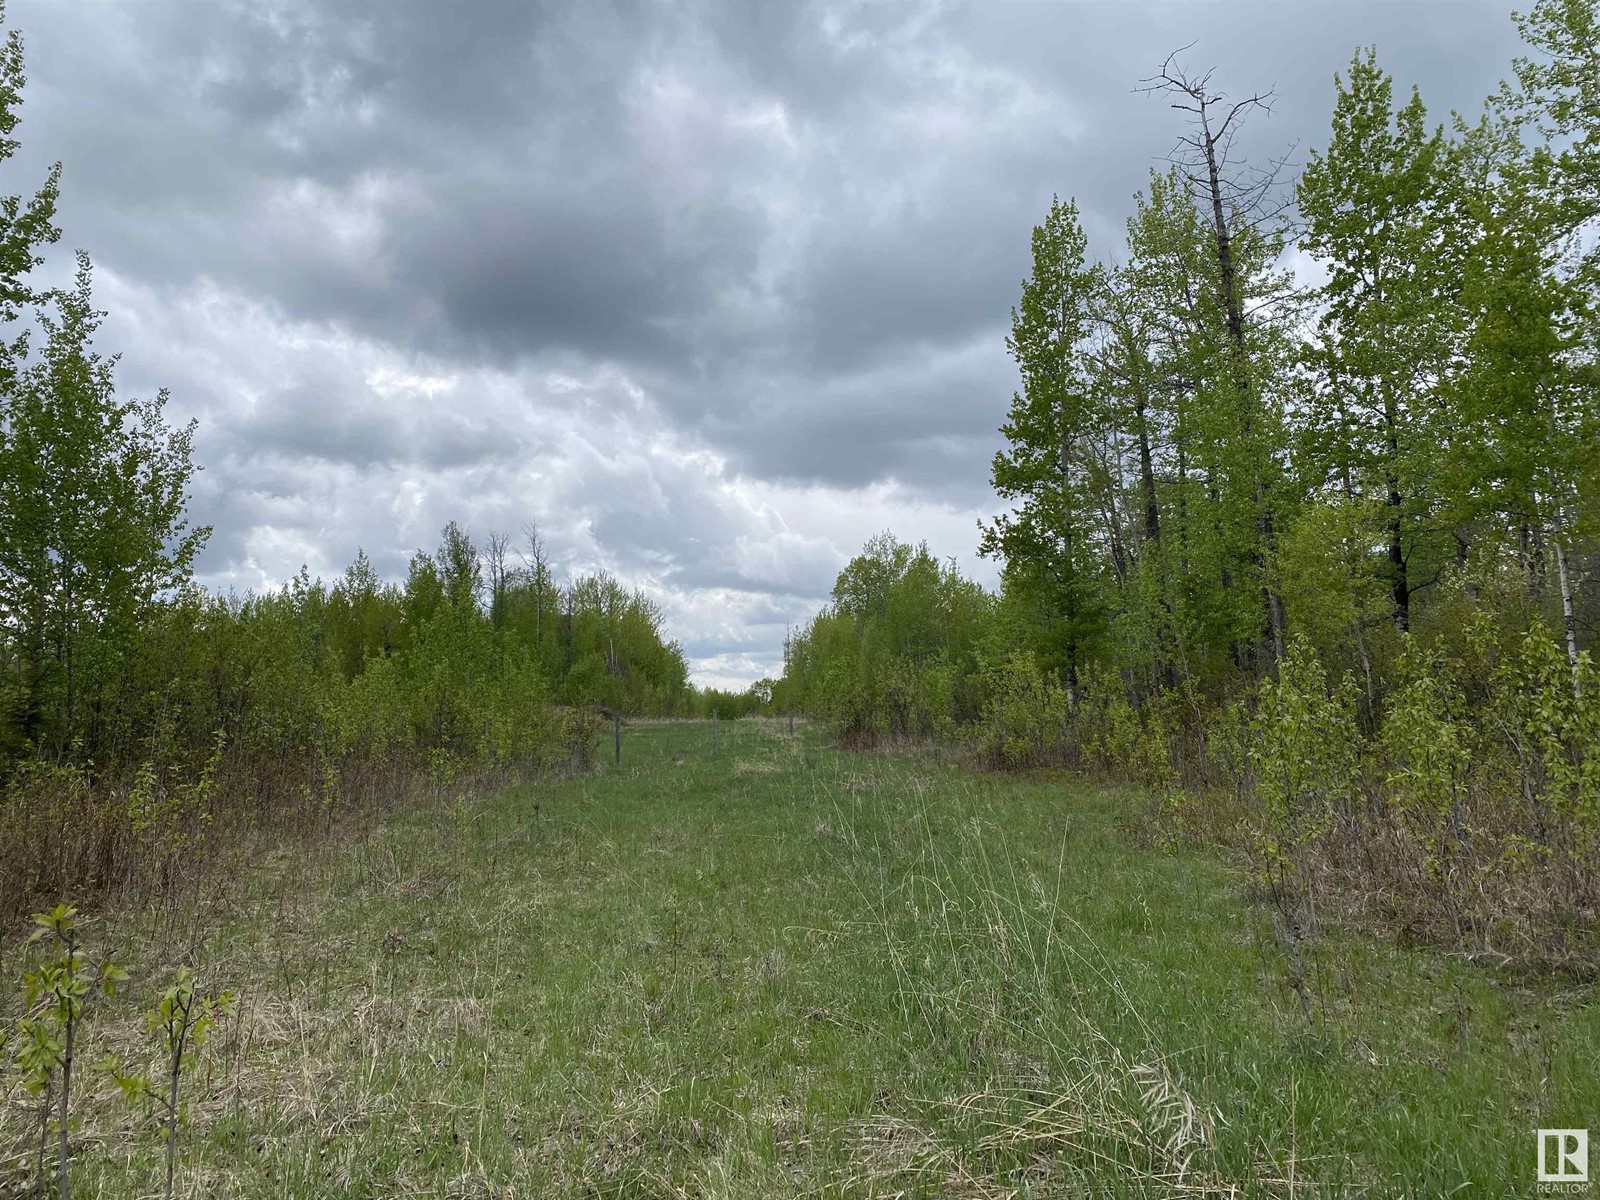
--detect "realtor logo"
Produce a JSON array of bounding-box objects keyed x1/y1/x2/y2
[{"x1": 1540, "y1": 1129, "x2": 1589, "y2": 1183}]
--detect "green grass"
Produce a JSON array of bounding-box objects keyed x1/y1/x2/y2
[{"x1": 3, "y1": 719, "x2": 1594, "y2": 1196}]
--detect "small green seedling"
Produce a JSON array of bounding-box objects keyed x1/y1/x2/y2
[
  {"x1": 12, "y1": 904, "x2": 126, "y2": 1200},
  {"x1": 106, "y1": 968, "x2": 236, "y2": 1200}
]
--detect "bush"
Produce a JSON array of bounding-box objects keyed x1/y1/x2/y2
[{"x1": 969, "y1": 651, "x2": 1069, "y2": 768}]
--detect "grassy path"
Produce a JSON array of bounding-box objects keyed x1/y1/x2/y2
[{"x1": 8, "y1": 720, "x2": 1595, "y2": 1196}]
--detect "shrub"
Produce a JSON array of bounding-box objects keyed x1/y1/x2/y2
[
  {"x1": 1247, "y1": 640, "x2": 1359, "y2": 906},
  {"x1": 969, "y1": 651, "x2": 1069, "y2": 768}
]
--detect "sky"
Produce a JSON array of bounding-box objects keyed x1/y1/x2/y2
[{"x1": 7, "y1": 0, "x2": 1529, "y2": 687}]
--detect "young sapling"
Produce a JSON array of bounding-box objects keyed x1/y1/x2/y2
[
  {"x1": 13, "y1": 904, "x2": 126, "y2": 1200},
  {"x1": 106, "y1": 968, "x2": 236, "y2": 1200}
]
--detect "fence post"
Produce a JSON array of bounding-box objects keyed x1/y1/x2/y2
[
  {"x1": 788, "y1": 712, "x2": 794, "y2": 737},
  {"x1": 614, "y1": 712, "x2": 621, "y2": 765},
  {"x1": 712, "y1": 708, "x2": 719, "y2": 756}
]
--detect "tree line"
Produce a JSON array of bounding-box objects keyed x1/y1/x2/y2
[{"x1": 780, "y1": 0, "x2": 1599, "y2": 969}]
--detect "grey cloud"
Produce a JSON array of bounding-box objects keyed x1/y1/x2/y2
[{"x1": 233, "y1": 387, "x2": 520, "y2": 471}]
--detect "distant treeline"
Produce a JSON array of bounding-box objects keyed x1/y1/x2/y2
[
  {"x1": 684, "y1": 679, "x2": 778, "y2": 720},
  {"x1": 8, "y1": 513, "x2": 696, "y2": 772},
  {"x1": 782, "y1": 4, "x2": 1600, "y2": 970}
]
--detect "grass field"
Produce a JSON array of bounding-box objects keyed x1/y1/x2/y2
[{"x1": 3, "y1": 719, "x2": 1595, "y2": 1197}]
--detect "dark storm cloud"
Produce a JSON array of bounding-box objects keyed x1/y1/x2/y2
[
  {"x1": 7, "y1": 0, "x2": 1530, "y2": 681},
  {"x1": 18, "y1": 0, "x2": 1523, "y2": 427}
]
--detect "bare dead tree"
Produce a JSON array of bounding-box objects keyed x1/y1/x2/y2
[
  {"x1": 1139, "y1": 48, "x2": 1294, "y2": 666},
  {"x1": 1137, "y1": 49, "x2": 1296, "y2": 382},
  {"x1": 487, "y1": 531, "x2": 512, "y2": 632},
  {"x1": 519, "y1": 521, "x2": 552, "y2": 651}
]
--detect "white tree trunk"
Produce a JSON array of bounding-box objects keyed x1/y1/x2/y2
[{"x1": 1552, "y1": 513, "x2": 1581, "y2": 699}]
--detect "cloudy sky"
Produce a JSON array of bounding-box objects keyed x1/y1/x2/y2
[{"x1": 9, "y1": 0, "x2": 1526, "y2": 685}]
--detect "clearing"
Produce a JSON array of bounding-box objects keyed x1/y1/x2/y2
[{"x1": 5, "y1": 720, "x2": 1594, "y2": 1197}]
